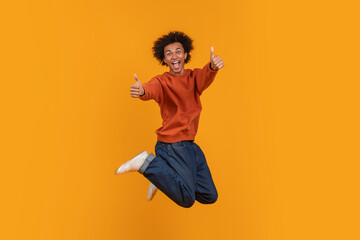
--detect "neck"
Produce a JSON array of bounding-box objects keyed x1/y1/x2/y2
[{"x1": 169, "y1": 68, "x2": 185, "y2": 76}]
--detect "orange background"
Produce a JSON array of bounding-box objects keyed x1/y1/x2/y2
[{"x1": 1, "y1": 0, "x2": 359, "y2": 239}]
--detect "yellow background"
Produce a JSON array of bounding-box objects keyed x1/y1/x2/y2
[{"x1": 1, "y1": 0, "x2": 359, "y2": 239}]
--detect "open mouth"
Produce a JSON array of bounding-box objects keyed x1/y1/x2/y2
[{"x1": 172, "y1": 61, "x2": 180, "y2": 69}]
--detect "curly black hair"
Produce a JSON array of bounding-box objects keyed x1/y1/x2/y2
[{"x1": 152, "y1": 31, "x2": 194, "y2": 66}]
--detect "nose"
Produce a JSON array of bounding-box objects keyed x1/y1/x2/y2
[{"x1": 172, "y1": 54, "x2": 179, "y2": 61}]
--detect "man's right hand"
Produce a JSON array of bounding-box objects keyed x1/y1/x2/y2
[{"x1": 130, "y1": 74, "x2": 145, "y2": 98}]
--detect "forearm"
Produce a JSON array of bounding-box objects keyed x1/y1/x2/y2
[{"x1": 195, "y1": 62, "x2": 218, "y2": 94}]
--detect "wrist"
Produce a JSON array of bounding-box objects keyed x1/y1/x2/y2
[
  {"x1": 210, "y1": 62, "x2": 217, "y2": 71},
  {"x1": 139, "y1": 88, "x2": 145, "y2": 97}
]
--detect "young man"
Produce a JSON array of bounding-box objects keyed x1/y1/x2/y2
[{"x1": 116, "y1": 31, "x2": 224, "y2": 208}]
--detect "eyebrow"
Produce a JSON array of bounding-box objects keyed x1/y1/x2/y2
[{"x1": 166, "y1": 48, "x2": 182, "y2": 52}]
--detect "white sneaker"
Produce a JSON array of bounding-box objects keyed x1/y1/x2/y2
[
  {"x1": 115, "y1": 151, "x2": 148, "y2": 174},
  {"x1": 147, "y1": 182, "x2": 158, "y2": 201}
]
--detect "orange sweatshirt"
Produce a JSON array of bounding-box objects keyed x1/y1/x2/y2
[{"x1": 140, "y1": 62, "x2": 218, "y2": 143}]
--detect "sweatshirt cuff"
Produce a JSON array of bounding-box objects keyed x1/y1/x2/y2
[
  {"x1": 208, "y1": 62, "x2": 218, "y2": 72},
  {"x1": 139, "y1": 84, "x2": 149, "y2": 100}
]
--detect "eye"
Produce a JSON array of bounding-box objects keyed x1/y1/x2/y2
[{"x1": 176, "y1": 51, "x2": 181, "y2": 54}]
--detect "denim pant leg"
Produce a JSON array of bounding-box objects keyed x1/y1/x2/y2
[
  {"x1": 193, "y1": 142, "x2": 218, "y2": 204},
  {"x1": 142, "y1": 141, "x2": 197, "y2": 208}
]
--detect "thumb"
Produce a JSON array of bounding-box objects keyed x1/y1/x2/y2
[
  {"x1": 134, "y1": 73, "x2": 141, "y2": 85},
  {"x1": 210, "y1": 46, "x2": 214, "y2": 60}
]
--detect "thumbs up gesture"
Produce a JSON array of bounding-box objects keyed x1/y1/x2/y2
[
  {"x1": 130, "y1": 74, "x2": 145, "y2": 98},
  {"x1": 210, "y1": 46, "x2": 224, "y2": 71}
]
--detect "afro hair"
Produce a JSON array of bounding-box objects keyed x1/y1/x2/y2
[{"x1": 152, "y1": 31, "x2": 194, "y2": 66}]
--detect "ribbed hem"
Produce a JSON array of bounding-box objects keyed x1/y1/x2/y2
[
  {"x1": 138, "y1": 153, "x2": 155, "y2": 174},
  {"x1": 157, "y1": 135, "x2": 195, "y2": 143}
]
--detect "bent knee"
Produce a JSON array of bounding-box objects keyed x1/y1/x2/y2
[
  {"x1": 206, "y1": 192, "x2": 218, "y2": 204},
  {"x1": 179, "y1": 197, "x2": 195, "y2": 208},
  {"x1": 197, "y1": 192, "x2": 218, "y2": 204},
  {"x1": 180, "y1": 201, "x2": 195, "y2": 208}
]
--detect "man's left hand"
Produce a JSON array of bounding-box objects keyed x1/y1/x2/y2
[{"x1": 210, "y1": 46, "x2": 224, "y2": 71}]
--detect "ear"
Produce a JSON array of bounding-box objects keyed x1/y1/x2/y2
[{"x1": 185, "y1": 52, "x2": 188, "y2": 59}]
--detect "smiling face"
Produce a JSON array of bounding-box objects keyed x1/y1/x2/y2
[{"x1": 163, "y1": 42, "x2": 188, "y2": 76}]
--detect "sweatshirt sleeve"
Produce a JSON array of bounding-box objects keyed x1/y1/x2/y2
[
  {"x1": 139, "y1": 76, "x2": 163, "y2": 103},
  {"x1": 194, "y1": 62, "x2": 218, "y2": 95}
]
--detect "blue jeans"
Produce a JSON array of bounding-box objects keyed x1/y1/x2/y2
[{"x1": 139, "y1": 141, "x2": 218, "y2": 208}]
